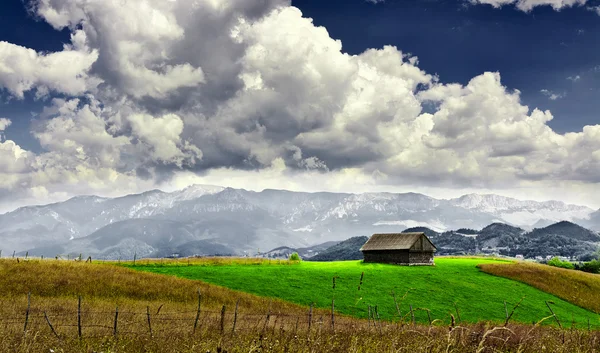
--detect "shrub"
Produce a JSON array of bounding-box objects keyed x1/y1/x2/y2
[
  {"x1": 580, "y1": 259, "x2": 600, "y2": 274},
  {"x1": 289, "y1": 252, "x2": 301, "y2": 261},
  {"x1": 547, "y1": 257, "x2": 575, "y2": 270}
]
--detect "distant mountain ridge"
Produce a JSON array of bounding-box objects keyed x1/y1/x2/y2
[
  {"x1": 307, "y1": 236, "x2": 369, "y2": 262},
  {"x1": 0, "y1": 185, "x2": 598, "y2": 259},
  {"x1": 295, "y1": 221, "x2": 600, "y2": 262},
  {"x1": 410, "y1": 221, "x2": 599, "y2": 259},
  {"x1": 257, "y1": 241, "x2": 340, "y2": 260}
]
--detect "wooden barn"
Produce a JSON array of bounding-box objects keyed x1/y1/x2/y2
[{"x1": 360, "y1": 232, "x2": 436, "y2": 265}]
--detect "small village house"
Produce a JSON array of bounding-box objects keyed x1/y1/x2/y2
[{"x1": 360, "y1": 232, "x2": 436, "y2": 265}]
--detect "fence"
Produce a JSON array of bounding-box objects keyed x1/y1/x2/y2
[
  {"x1": 1, "y1": 291, "x2": 596, "y2": 342},
  {"x1": 1, "y1": 292, "x2": 378, "y2": 340}
]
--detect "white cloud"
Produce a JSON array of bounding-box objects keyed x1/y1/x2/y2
[
  {"x1": 540, "y1": 88, "x2": 577, "y2": 101},
  {"x1": 128, "y1": 113, "x2": 202, "y2": 166},
  {"x1": 540, "y1": 89, "x2": 565, "y2": 100},
  {"x1": 0, "y1": 118, "x2": 35, "y2": 187},
  {"x1": 0, "y1": 31, "x2": 99, "y2": 99},
  {"x1": 410, "y1": 73, "x2": 600, "y2": 186},
  {"x1": 0, "y1": 117, "x2": 10, "y2": 142},
  {"x1": 160, "y1": 161, "x2": 600, "y2": 209},
  {"x1": 587, "y1": 5, "x2": 600, "y2": 15},
  {"x1": 0, "y1": 0, "x2": 599, "y2": 211},
  {"x1": 470, "y1": 0, "x2": 588, "y2": 11},
  {"x1": 567, "y1": 75, "x2": 581, "y2": 82},
  {"x1": 29, "y1": 0, "x2": 234, "y2": 99},
  {"x1": 0, "y1": 118, "x2": 10, "y2": 131}
]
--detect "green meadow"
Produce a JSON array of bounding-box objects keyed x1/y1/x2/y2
[{"x1": 127, "y1": 258, "x2": 600, "y2": 328}]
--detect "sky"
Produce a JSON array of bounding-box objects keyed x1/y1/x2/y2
[{"x1": 0, "y1": 0, "x2": 599, "y2": 212}]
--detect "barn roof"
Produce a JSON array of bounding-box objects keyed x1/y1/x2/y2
[{"x1": 359, "y1": 232, "x2": 436, "y2": 251}]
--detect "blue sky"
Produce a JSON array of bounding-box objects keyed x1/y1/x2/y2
[{"x1": 0, "y1": 0, "x2": 599, "y2": 210}]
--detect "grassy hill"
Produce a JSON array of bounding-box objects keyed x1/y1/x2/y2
[
  {"x1": 128, "y1": 258, "x2": 600, "y2": 329},
  {"x1": 2, "y1": 258, "x2": 600, "y2": 352},
  {"x1": 479, "y1": 261, "x2": 600, "y2": 313}
]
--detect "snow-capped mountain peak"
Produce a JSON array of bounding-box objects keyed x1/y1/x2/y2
[
  {"x1": 176, "y1": 184, "x2": 225, "y2": 201},
  {"x1": 449, "y1": 193, "x2": 594, "y2": 228},
  {"x1": 451, "y1": 193, "x2": 592, "y2": 213}
]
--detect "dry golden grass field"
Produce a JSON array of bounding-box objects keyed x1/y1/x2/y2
[{"x1": 479, "y1": 261, "x2": 600, "y2": 313}]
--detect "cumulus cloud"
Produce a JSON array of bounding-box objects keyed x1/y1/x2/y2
[
  {"x1": 0, "y1": 118, "x2": 10, "y2": 131},
  {"x1": 470, "y1": 0, "x2": 588, "y2": 11},
  {"x1": 0, "y1": 31, "x2": 99, "y2": 99},
  {"x1": 0, "y1": 0, "x2": 599, "y2": 210},
  {"x1": 128, "y1": 113, "x2": 202, "y2": 167},
  {"x1": 410, "y1": 73, "x2": 599, "y2": 185},
  {"x1": 0, "y1": 117, "x2": 35, "y2": 188}
]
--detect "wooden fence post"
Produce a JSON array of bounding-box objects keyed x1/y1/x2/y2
[
  {"x1": 308, "y1": 303, "x2": 313, "y2": 332},
  {"x1": 12, "y1": 250, "x2": 15, "y2": 258},
  {"x1": 220, "y1": 305, "x2": 226, "y2": 334},
  {"x1": 454, "y1": 303, "x2": 461, "y2": 323},
  {"x1": 588, "y1": 318, "x2": 591, "y2": 332},
  {"x1": 133, "y1": 253, "x2": 137, "y2": 265},
  {"x1": 193, "y1": 289, "x2": 201, "y2": 334},
  {"x1": 44, "y1": 311, "x2": 59, "y2": 338},
  {"x1": 426, "y1": 308, "x2": 432, "y2": 325},
  {"x1": 367, "y1": 305, "x2": 372, "y2": 328},
  {"x1": 23, "y1": 292, "x2": 31, "y2": 335},
  {"x1": 375, "y1": 305, "x2": 382, "y2": 333},
  {"x1": 545, "y1": 301, "x2": 562, "y2": 329},
  {"x1": 392, "y1": 291, "x2": 401, "y2": 319},
  {"x1": 113, "y1": 306, "x2": 119, "y2": 338},
  {"x1": 146, "y1": 306, "x2": 153, "y2": 337},
  {"x1": 331, "y1": 299, "x2": 335, "y2": 332},
  {"x1": 358, "y1": 272, "x2": 364, "y2": 291},
  {"x1": 77, "y1": 296, "x2": 82, "y2": 339},
  {"x1": 504, "y1": 297, "x2": 525, "y2": 326},
  {"x1": 409, "y1": 304, "x2": 415, "y2": 325},
  {"x1": 263, "y1": 305, "x2": 271, "y2": 331},
  {"x1": 263, "y1": 302, "x2": 271, "y2": 331},
  {"x1": 232, "y1": 299, "x2": 239, "y2": 334}
]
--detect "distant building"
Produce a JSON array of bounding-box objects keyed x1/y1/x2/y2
[
  {"x1": 360, "y1": 232, "x2": 436, "y2": 265},
  {"x1": 515, "y1": 254, "x2": 524, "y2": 260}
]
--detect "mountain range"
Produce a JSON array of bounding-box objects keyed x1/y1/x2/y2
[
  {"x1": 414, "y1": 221, "x2": 600, "y2": 259},
  {"x1": 1, "y1": 185, "x2": 599, "y2": 259},
  {"x1": 263, "y1": 221, "x2": 600, "y2": 262}
]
